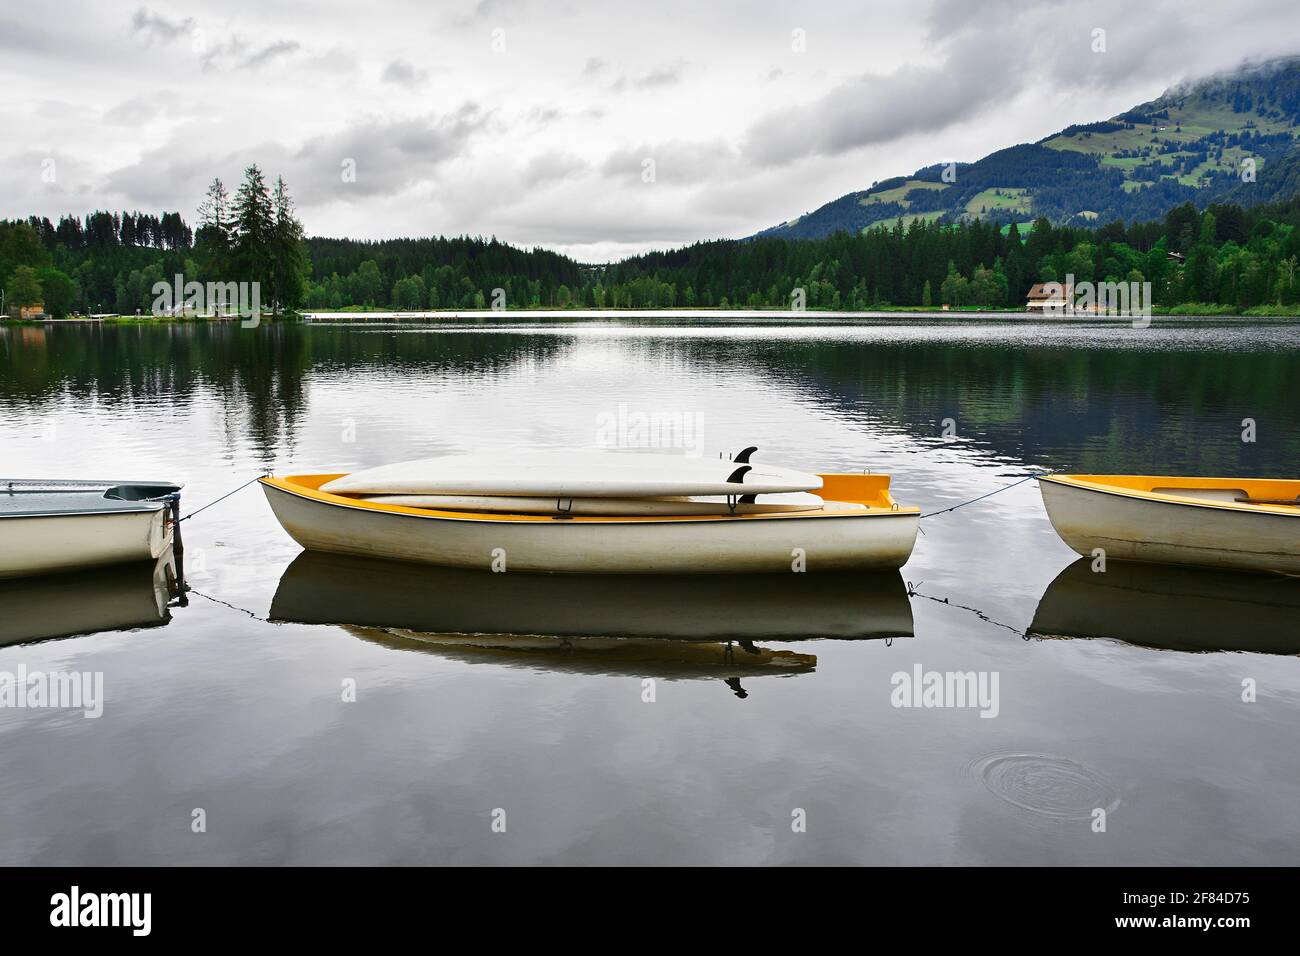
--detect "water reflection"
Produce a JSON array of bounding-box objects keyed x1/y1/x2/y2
[
  {"x1": 0, "y1": 322, "x2": 565, "y2": 463},
  {"x1": 5, "y1": 321, "x2": 1299, "y2": 476},
  {"x1": 1029, "y1": 558, "x2": 1300, "y2": 655},
  {"x1": 757, "y1": 335, "x2": 1300, "y2": 475},
  {"x1": 269, "y1": 552, "x2": 913, "y2": 695},
  {"x1": 0, "y1": 551, "x2": 178, "y2": 646},
  {"x1": 5, "y1": 317, "x2": 1300, "y2": 865},
  {"x1": 271, "y1": 551, "x2": 913, "y2": 639},
  {"x1": 343, "y1": 626, "x2": 816, "y2": 697}
]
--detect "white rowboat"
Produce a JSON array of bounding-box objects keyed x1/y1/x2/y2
[
  {"x1": 262, "y1": 472, "x2": 918, "y2": 574},
  {"x1": 0, "y1": 480, "x2": 182, "y2": 580},
  {"x1": 1039, "y1": 474, "x2": 1300, "y2": 575}
]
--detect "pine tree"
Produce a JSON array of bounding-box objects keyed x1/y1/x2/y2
[
  {"x1": 230, "y1": 165, "x2": 275, "y2": 293},
  {"x1": 271, "y1": 176, "x2": 308, "y2": 312},
  {"x1": 195, "y1": 178, "x2": 232, "y2": 279}
]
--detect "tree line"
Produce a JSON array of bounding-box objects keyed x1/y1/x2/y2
[
  {"x1": 300, "y1": 197, "x2": 1300, "y2": 311},
  {"x1": 4, "y1": 183, "x2": 1300, "y2": 318},
  {"x1": 297, "y1": 198, "x2": 1300, "y2": 312},
  {"x1": 0, "y1": 165, "x2": 307, "y2": 317}
]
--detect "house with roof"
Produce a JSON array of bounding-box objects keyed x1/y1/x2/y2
[{"x1": 1025, "y1": 282, "x2": 1072, "y2": 313}]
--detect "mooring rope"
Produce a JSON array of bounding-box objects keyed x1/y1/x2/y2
[
  {"x1": 179, "y1": 473, "x2": 269, "y2": 522},
  {"x1": 906, "y1": 470, "x2": 1058, "y2": 632},
  {"x1": 918, "y1": 470, "x2": 1053, "y2": 520},
  {"x1": 179, "y1": 467, "x2": 1057, "y2": 524}
]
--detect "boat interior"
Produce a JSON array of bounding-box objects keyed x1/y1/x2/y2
[
  {"x1": 267, "y1": 472, "x2": 917, "y2": 519},
  {"x1": 0, "y1": 480, "x2": 182, "y2": 516},
  {"x1": 1048, "y1": 475, "x2": 1300, "y2": 510}
]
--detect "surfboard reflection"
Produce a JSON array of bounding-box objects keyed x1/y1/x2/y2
[
  {"x1": 0, "y1": 550, "x2": 179, "y2": 647},
  {"x1": 1029, "y1": 558, "x2": 1300, "y2": 655},
  {"x1": 269, "y1": 551, "x2": 914, "y2": 694}
]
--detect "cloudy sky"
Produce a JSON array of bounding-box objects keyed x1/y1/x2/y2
[{"x1": 4, "y1": 0, "x2": 1300, "y2": 261}]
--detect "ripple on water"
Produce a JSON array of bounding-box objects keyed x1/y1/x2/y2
[{"x1": 969, "y1": 751, "x2": 1121, "y2": 821}]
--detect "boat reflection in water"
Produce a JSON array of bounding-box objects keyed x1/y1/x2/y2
[
  {"x1": 0, "y1": 551, "x2": 179, "y2": 648},
  {"x1": 269, "y1": 552, "x2": 914, "y2": 696},
  {"x1": 1029, "y1": 558, "x2": 1300, "y2": 655}
]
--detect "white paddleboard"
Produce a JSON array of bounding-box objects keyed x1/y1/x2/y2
[
  {"x1": 322, "y1": 450, "x2": 822, "y2": 498},
  {"x1": 360, "y1": 492, "x2": 826, "y2": 516}
]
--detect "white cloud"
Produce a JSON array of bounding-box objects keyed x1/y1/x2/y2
[
  {"x1": 381, "y1": 59, "x2": 429, "y2": 88},
  {"x1": 1, "y1": 0, "x2": 1298, "y2": 261}
]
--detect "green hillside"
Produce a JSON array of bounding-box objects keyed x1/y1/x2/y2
[{"x1": 756, "y1": 57, "x2": 1300, "y2": 240}]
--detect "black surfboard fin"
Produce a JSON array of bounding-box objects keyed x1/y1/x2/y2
[
  {"x1": 733, "y1": 446, "x2": 758, "y2": 464},
  {"x1": 726, "y1": 464, "x2": 752, "y2": 485}
]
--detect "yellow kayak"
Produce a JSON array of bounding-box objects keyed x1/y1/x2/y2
[{"x1": 1039, "y1": 475, "x2": 1300, "y2": 575}]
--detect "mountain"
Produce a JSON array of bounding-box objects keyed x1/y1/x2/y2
[{"x1": 755, "y1": 57, "x2": 1300, "y2": 240}]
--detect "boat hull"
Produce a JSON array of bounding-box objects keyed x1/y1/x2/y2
[
  {"x1": 1039, "y1": 475, "x2": 1300, "y2": 575},
  {"x1": 0, "y1": 508, "x2": 171, "y2": 580},
  {"x1": 262, "y1": 474, "x2": 918, "y2": 574}
]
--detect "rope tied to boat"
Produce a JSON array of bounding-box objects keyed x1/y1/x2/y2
[
  {"x1": 179, "y1": 467, "x2": 1059, "y2": 523},
  {"x1": 918, "y1": 470, "x2": 1055, "y2": 520},
  {"x1": 180, "y1": 472, "x2": 270, "y2": 522}
]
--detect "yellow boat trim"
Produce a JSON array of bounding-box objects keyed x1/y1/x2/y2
[
  {"x1": 1040, "y1": 474, "x2": 1300, "y2": 517},
  {"x1": 261, "y1": 473, "x2": 920, "y2": 524}
]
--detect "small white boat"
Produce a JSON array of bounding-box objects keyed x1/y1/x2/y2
[
  {"x1": 262, "y1": 470, "x2": 919, "y2": 573},
  {"x1": 1039, "y1": 474, "x2": 1300, "y2": 575},
  {"x1": 0, "y1": 480, "x2": 182, "y2": 580}
]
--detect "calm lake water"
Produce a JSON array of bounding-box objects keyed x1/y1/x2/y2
[{"x1": 2, "y1": 316, "x2": 1299, "y2": 865}]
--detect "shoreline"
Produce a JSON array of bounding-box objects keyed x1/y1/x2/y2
[
  {"x1": 0, "y1": 315, "x2": 249, "y2": 326},
  {"x1": 301, "y1": 307, "x2": 1300, "y2": 322},
  {"x1": 6, "y1": 307, "x2": 1300, "y2": 326}
]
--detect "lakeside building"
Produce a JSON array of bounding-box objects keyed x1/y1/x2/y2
[{"x1": 1026, "y1": 282, "x2": 1072, "y2": 314}]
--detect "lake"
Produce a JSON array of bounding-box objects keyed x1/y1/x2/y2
[{"x1": 2, "y1": 316, "x2": 1298, "y2": 865}]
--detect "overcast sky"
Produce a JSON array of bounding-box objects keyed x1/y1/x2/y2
[{"x1": 3, "y1": 0, "x2": 1299, "y2": 261}]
